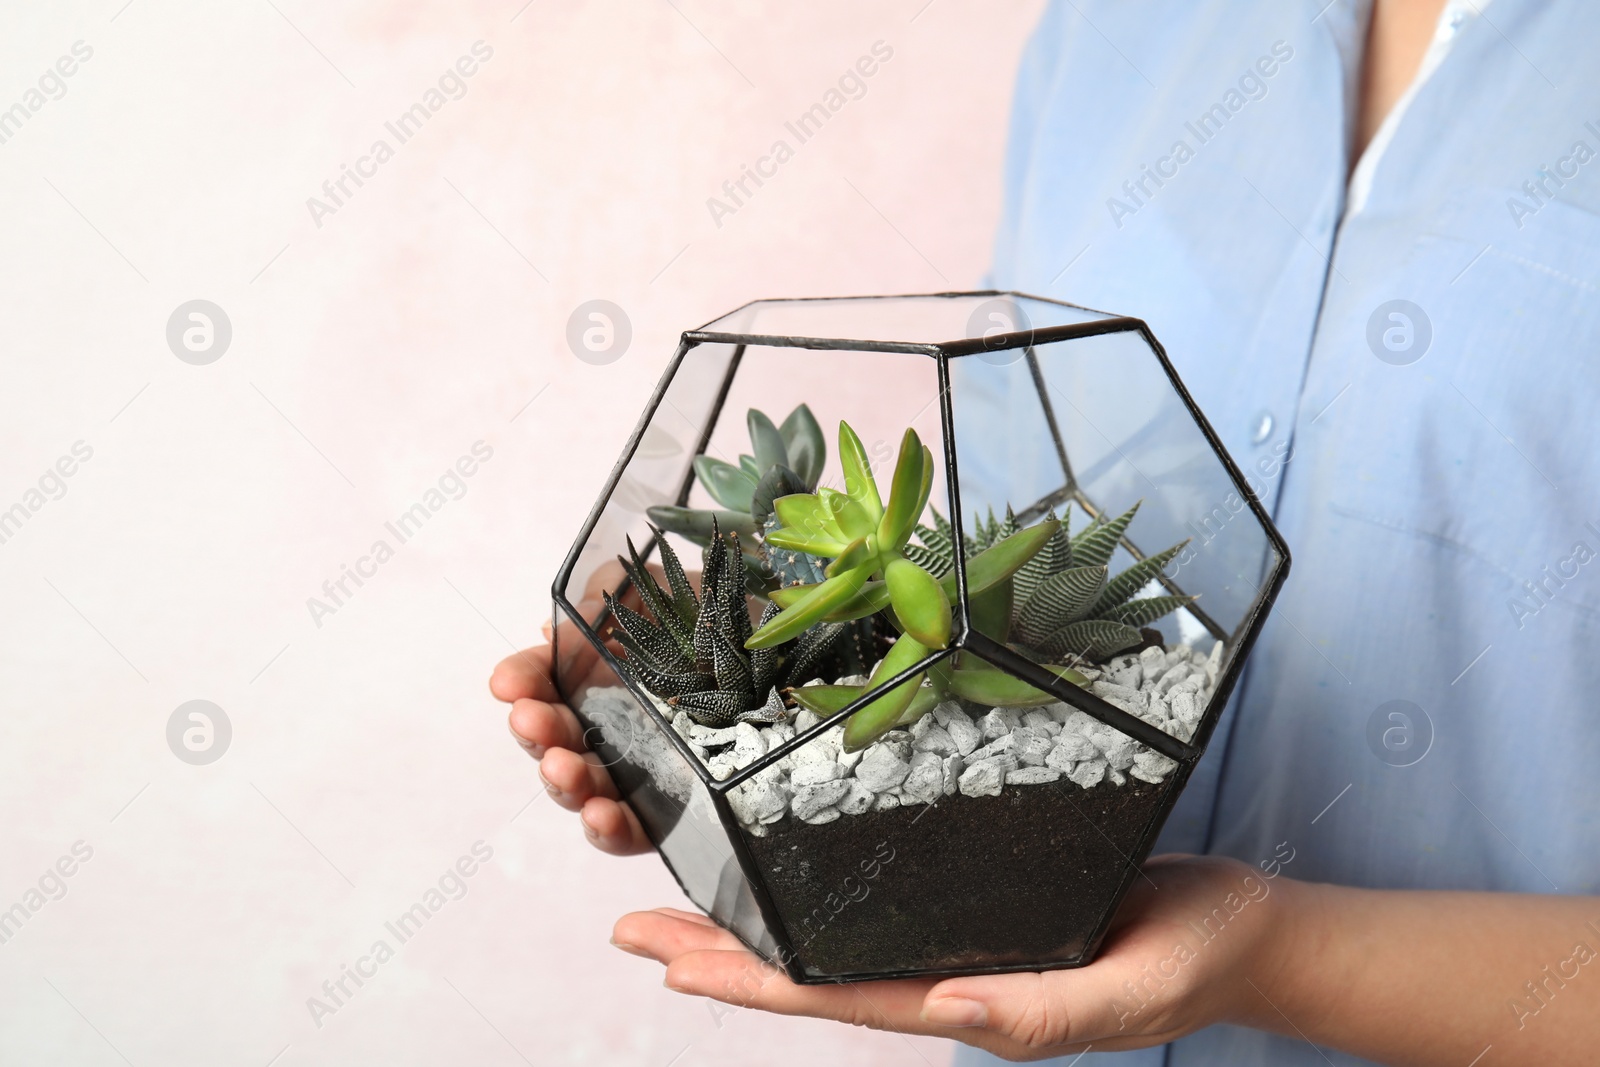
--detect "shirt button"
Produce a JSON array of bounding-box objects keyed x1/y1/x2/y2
[{"x1": 1249, "y1": 410, "x2": 1274, "y2": 445}]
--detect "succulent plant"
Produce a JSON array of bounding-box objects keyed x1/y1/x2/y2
[
  {"x1": 907, "y1": 502, "x2": 1194, "y2": 662},
  {"x1": 745, "y1": 422, "x2": 1087, "y2": 750},
  {"x1": 604, "y1": 520, "x2": 859, "y2": 727},
  {"x1": 646, "y1": 404, "x2": 828, "y2": 590}
]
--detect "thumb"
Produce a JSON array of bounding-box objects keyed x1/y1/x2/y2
[{"x1": 920, "y1": 969, "x2": 1130, "y2": 1050}]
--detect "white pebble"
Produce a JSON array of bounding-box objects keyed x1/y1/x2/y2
[
  {"x1": 912, "y1": 723, "x2": 958, "y2": 758},
  {"x1": 1153, "y1": 662, "x2": 1192, "y2": 695},
  {"x1": 854, "y1": 746, "x2": 912, "y2": 792},
  {"x1": 790, "y1": 762, "x2": 844, "y2": 787},
  {"x1": 874, "y1": 792, "x2": 901, "y2": 811},
  {"x1": 793, "y1": 738, "x2": 840, "y2": 767},
  {"x1": 732, "y1": 723, "x2": 766, "y2": 767},
  {"x1": 690, "y1": 724, "x2": 741, "y2": 747},
  {"x1": 729, "y1": 778, "x2": 788, "y2": 825},
  {"x1": 958, "y1": 755, "x2": 1017, "y2": 798},
  {"x1": 1014, "y1": 726, "x2": 1055, "y2": 767},
  {"x1": 1069, "y1": 758, "x2": 1107, "y2": 789},
  {"x1": 802, "y1": 807, "x2": 841, "y2": 825},
  {"x1": 969, "y1": 733, "x2": 1016, "y2": 762},
  {"x1": 900, "y1": 751, "x2": 944, "y2": 805},
  {"x1": 1048, "y1": 734, "x2": 1097, "y2": 767},
  {"x1": 1132, "y1": 750, "x2": 1177, "y2": 782},
  {"x1": 946, "y1": 715, "x2": 982, "y2": 756},
  {"x1": 837, "y1": 781, "x2": 876, "y2": 815},
  {"x1": 978, "y1": 708, "x2": 1014, "y2": 741},
  {"x1": 1022, "y1": 710, "x2": 1055, "y2": 731},
  {"x1": 1138, "y1": 646, "x2": 1166, "y2": 673},
  {"x1": 791, "y1": 780, "x2": 851, "y2": 820},
  {"x1": 941, "y1": 754, "x2": 964, "y2": 795},
  {"x1": 1006, "y1": 766, "x2": 1062, "y2": 786}
]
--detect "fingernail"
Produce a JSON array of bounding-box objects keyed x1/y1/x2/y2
[
  {"x1": 610, "y1": 936, "x2": 647, "y2": 957},
  {"x1": 540, "y1": 771, "x2": 562, "y2": 799},
  {"x1": 922, "y1": 997, "x2": 988, "y2": 1028},
  {"x1": 663, "y1": 975, "x2": 690, "y2": 993},
  {"x1": 581, "y1": 814, "x2": 599, "y2": 840}
]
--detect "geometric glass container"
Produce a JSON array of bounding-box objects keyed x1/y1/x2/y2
[{"x1": 552, "y1": 293, "x2": 1289, "y2": 983}]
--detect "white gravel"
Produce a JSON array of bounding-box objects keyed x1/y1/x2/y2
[{"x1": 586, "y1": 640, "x2": 1224, "y2": 835}]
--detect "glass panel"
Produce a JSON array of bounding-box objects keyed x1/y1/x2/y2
[
  {"x1": 558, "y1": 340, "x2": 738, "y2": 626},
  {"x1": 697, "y1": 293, "x2": 1113, "y2": 347},
  {"x1": 551, "y1": 600, "x2": 777, "y2": 957}
]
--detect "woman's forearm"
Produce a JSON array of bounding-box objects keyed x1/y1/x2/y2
[{"x1": 1246, "y1": 879, "x2": 1600, "y2": 1066}]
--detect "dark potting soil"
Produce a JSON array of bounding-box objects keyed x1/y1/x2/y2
[{"x1": 742, "y1": 774, "x2": 1172, "y2": 981}]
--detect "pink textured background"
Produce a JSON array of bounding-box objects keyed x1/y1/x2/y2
[{"x1": 0, "y1": 2, "x2": 1041, "y2": 1064}]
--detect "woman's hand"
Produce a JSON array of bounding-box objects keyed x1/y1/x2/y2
[
  {"x1": 492, "y1": 555, "x2": 656, "y2": 855},
  {"x1": 610, "y1": 855, "x2": 1311, "y2": 1061}
]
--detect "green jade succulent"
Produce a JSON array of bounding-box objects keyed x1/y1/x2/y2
[{"x1": 743, "y1": 422, "x2": 1089, "y2": 752}]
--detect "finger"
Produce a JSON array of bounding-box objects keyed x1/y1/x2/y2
[
  {"x1": 663, "y1": 948, "x2": 940, "y2": 1033},
  {"x1": 579, "y1": 797, "x2": 653, "y2": 856},
  {"x1": 539, "y1": 748, "x2": 619, "y2": 812},
  {"x1": 490, "y1": 644, "x2": 560, "y2": 704},
  {"x1": 508, "y1": 698, "x2": 585, "y2": 759},
  {"x1": 652, "y1": 907, "x2": 719, "y2": 928},
  {"x1": 923, "y1": 963, "x2": 1183, "y2": 1052},
  {"x1": 613, "y1": 909, "x2": 738, "y2": 961},
  {"x1": 617, "y1": 912, "x2": 934, "y2": 1026}
]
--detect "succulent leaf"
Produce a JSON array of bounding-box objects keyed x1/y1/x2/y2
[
  {"x1": 946, "y1": 662, "x2": 1087, "y2": 707},
  {"x1": 709, "y1": 624, "x2": 753, "y2": 696},
  {"x1": 1085, "y1": 541, "x2": 1188, "y2": 617},
  {"x1": 876, "y1": 428, "x2": 925, "y2": 550},
  {"x1": 1011, "y1": 508, "x2": 1071, "y2": 606},
  {"x1": 746, "y1": 564, "x2": 875, "y2": 649},
  {"x1": 837, "y1": 421, "x2": 883, "y2": 522},
  {"x1": 884, "y1": 556, "x2": 952, "y2": 649},
  {"x1": 819, "y1": 487, "x2": 875, "y2": 541},
  {"x1": 1013, "y1": 565, "x2": 1107, "y2": 645},
  {"x1": 694, "y1": 455, "x2": 759, "y2": 511},
  {"x1": 645, "y1": 505, "x2": 759, "y2": 546},
  {"x1": 901, "y1": 542, "x2": 950, "y2": 577},
  {"x1": 787, "y1": 684, "x2": 862, "y2": 717},
  {"x1": 750, "y1": 466, "x2": 809, "y2": 527},
  {"x1": 671, "y1": 689, "x2": 748, "y2": 726},
  {"x1": 1071, "y1": 502, "x2": 1140, "y2": 570},
  {"x1": 654, "y1": 532, "x2": 700, "y2": 627},
  {"x1": 939, "y1": 519, "x2": 1059, "y2": 600},
  {"x1": 738, "y1": 687, "x2": 790, "y2": 724},
  {"x1": 624, "y1": 659, "x2": 707, "y2": 699},
  {"x1": 765, "y1": 525, "x2": 849, "y2": 557},
  {"x1": 747, "y1": 409, "x2": 790, "y2": 475},
  {"x1": 778, "y1": 403, "x2": 826, "y2": 488},
  {"x1": 1037, "y1": 618, "x2": 1144, "y2": 659},
  {"x1": 1111, "y1": 595, "x2": 1197, "y2": 629},
  {"x1": 841, "y1": 634, "x2": 930, "y2": 752},
  {"x1": 825, "y1": 536, "x2": 874, "y2": 579}
]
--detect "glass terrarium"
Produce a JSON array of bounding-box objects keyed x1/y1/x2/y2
[{"x1": 551, "y1": 293, "x2": 1289, "y2": 983}]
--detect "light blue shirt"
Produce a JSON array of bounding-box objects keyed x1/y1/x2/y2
[{"x1": 958, "y1": 1, "x2": 1600, "y2": 1064}]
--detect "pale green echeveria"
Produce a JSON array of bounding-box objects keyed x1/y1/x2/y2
[{"x1": 747, "y1": 420, "x2": 1080, "y2": 751}]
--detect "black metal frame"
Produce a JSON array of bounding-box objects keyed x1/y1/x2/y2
[{"x1": 551, "y1": 291, "x2": 1291, "y2": 985}]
